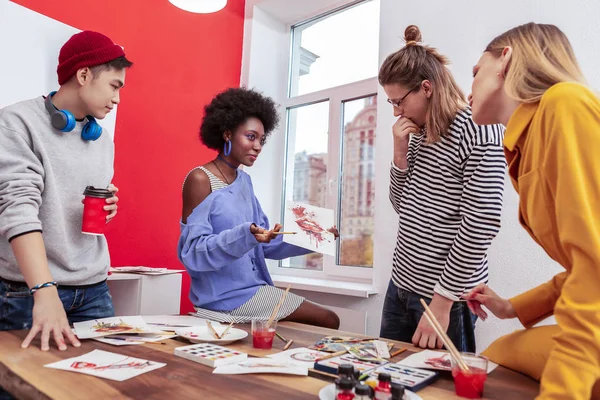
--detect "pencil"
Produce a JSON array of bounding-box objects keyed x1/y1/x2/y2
[
  {"x1": 275, "y1": 332, "x2": 287, "y2": 342},
  {"x1": 390, "y1": 348, "x2": 407, "y2": 357},
  {"x1": 275, "y1": 332, "x2": 294, "y2": 350},
  {"x1": 283, "y1": 339, "x2": 294, "y2": 350},
  {"x1": 105, "y1": 336, "x2": 137, "y2": 342}
]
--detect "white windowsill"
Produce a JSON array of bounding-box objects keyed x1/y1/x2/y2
[{"x1": 271, "y1": 274, "x2": 378, "y2": 298}]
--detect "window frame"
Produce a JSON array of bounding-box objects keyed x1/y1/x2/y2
[{"x1": 275, "y1": 76, "x2": 378, "y2": 281}]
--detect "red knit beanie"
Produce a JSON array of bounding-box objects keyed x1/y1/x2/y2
[{"x1": 57, "y1": 30, "x2": 125, "y2": 85}]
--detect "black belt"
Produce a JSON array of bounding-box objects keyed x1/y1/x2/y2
[{"x1": 0, "y1": 277, "x2": 107, "y2": 290}]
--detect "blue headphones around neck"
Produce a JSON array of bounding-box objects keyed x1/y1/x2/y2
[{"x1": 44, "y1": 91, "x2": 103, "y2": 141}]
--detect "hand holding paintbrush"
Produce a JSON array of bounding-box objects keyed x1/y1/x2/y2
[{"x1": 420, "y1": 299, "x2": 469, "y2": 371}]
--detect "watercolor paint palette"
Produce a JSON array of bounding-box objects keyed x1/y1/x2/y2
[
  {"x1": 174, "y1": 343, "x2": 247, "y2": 368},
  {"x1": 310, "y1": 336, "x2": 375, "y2": 353},
  {"x1": 313, "y1": 353, "x2": 386, "y2": 375},
  {"x1": 367, "y1": 363, "x2": 438, "y2": 392}
]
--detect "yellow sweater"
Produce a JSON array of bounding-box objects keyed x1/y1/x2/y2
[{"x1": 505, "y1": 82, "x2": 600, "y2": 399}]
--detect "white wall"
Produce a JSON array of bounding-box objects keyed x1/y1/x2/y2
[
  {"x1": 240, "y1": 3, "x2": 289, "y2": 238},
  {"x1": 378, "y1": 0, "x2": 600, "y2": 351},
  {"x1": 243, "y1": 0, "x2": 600, "y2": 350},
  {"x1": 0, "y1": 0, "x2": 117, "y2": 138}
]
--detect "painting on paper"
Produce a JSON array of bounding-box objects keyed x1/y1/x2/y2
[
  {"x1": 44, "y1": 350, "x2": 166, "y2": 381},
  {"x1": 283, "y1": 201, "x2": 336, "y2": 256}
]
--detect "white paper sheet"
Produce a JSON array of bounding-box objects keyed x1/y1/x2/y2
[
  {"x1": 266, "y1": 347, "x2": 328, "y2": 369},
  {"x1": 397, "y1": 350, "x2": 498, "y2": 373},
  {"x1": 93, "y1": 333, "x2": 176, "y2": 346},
  {"x1": 213, "y1": 358, "x2": 308, "y2": 376},
  {"x1": 73, "y1": 316, "x2": 162, "y2": 339},
  {"x1": 44, "y1": 350, "x2": 166, "y2": 381},
  {"x1": 282, "y1": 201, "x2": 336, "y2": 256}
]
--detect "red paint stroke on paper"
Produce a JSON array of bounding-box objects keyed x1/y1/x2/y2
[{"x1": 290, "y1": 205, "x2": 334, "y2": 247}]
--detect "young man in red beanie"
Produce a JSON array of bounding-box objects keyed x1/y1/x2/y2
[{"x1": 0, "y1": 30, "x2": 133, "y2": 358}]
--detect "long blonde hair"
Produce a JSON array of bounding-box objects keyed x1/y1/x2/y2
[
  {"x1": 485, "y1": 22, "x2": 586, "y2": 103},
  {"x1": 378, "y1": 25, "x2": 466, "y2": 143}
]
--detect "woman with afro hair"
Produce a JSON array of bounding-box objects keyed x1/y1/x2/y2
[{"x1": 178, "y1": 87, "x2": 340, "y2": 329}]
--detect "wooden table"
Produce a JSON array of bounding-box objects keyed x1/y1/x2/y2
[{"x1": 0, "y1": 322, "x2": 538, "y2": 399}]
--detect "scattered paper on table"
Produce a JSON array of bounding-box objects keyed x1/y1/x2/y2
[
  {"x1": 94, "y1": 333, "x2": 176, "y2": 346},
  {"x1": 143, "y1": 315, "x2": 208, "y2": 331},
  {"x1": 73, "y1": 316, "x2": 162, "y2": 339},
  {"x1": 398, "y1": 350, "x2": 498, "y2": 373},
  {"x1": 44, "y1": 350, "x2": 166, "y2": 381},
  {"x1": 267, "y1": 347, "x2": 328, "y2": 369},
  {"x1": 110, "y1": 267, "x2": 185, "y2": 276},
  {"x1": 213, "y1": 358, "x2": 308, "y2": 376}
]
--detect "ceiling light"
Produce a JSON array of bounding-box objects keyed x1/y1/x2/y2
[{"x1": 168, "y1": 0, "x2": 227, "y2": 14}]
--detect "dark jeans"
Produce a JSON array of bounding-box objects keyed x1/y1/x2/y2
[
  {"x1": 380, "y1": 280, "x2": 477, "y2": 353},
  {"x1": 0, "y1": 279, "x2": 114, "y2": 399}
]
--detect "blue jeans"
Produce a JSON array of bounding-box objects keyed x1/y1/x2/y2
[
  {"x1": 0, "y1": 279, "x2": 114, "y2": 400},
  {"x1": 380, "y1": 280, "x2": 477, "y2": 353}
]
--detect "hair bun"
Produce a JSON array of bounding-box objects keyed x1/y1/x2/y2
[{"x1": 404, "y1": 25, "x2": 422, "y2": 44}]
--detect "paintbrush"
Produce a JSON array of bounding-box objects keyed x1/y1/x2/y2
[
  {"x1": 315, "y1": 349, "x2": 347, "y2": 362},
  {"x1": 420, "y1": 299, "x2": 469, "y2": 371},
  {"x1": 206, "y1": 321, "x2": 221, "y2": 339},
  {"x1": 220, "y1": 322, "x2": 234, "y2": 338},
  {"x1": 266, "y1": 285, "x2": 291, "y2": 329},
  {"x1": 273, "y1": 232, "x2": 297, "y2": 235}
]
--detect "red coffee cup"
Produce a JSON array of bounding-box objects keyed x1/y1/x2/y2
[{"x1": 82, "y1": 186, "x2": 112, "y2": 235}]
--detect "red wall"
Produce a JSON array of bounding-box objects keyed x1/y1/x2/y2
[{"x1": 11, "y1": 0, "x2": 246, "y2": 314}]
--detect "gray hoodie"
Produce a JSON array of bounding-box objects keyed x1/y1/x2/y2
[{"x1": 0, "y1": 96, "x2": 113, "y2": 285}]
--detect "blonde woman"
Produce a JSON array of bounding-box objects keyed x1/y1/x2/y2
[
  {"x1": 378, "y1": 25, "x2": 506, "y2": 352},
  {"x1": 466, "y1": 22, "x2": 600, "y2": 399}
]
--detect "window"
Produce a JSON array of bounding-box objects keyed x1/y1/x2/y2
[
  {"x1": 284, "y1": 101, "x2": 329, "y2": 270},
  {"x1": 288, "y1": 0, "x2": 380, "y2": 97},
  {"x1": 278, "y1": 0, "x2": 380, "y2": 279}
]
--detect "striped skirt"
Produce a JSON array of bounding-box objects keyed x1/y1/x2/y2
[{"x1": 192, "y1": 285, "x2": 305, "y2": 323}]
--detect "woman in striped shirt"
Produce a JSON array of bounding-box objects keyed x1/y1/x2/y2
[{"x1": 378, "y1": 25, "x2": 506, "y2": 352}]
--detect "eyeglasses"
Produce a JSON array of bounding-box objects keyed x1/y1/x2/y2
[{"x1": 386, "y1": 84, "x2": 420, "y2": 108}]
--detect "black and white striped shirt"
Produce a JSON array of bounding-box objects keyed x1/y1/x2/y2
[{"x1": 390, "y1": 108, "x2": 506, "y2": 300}]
